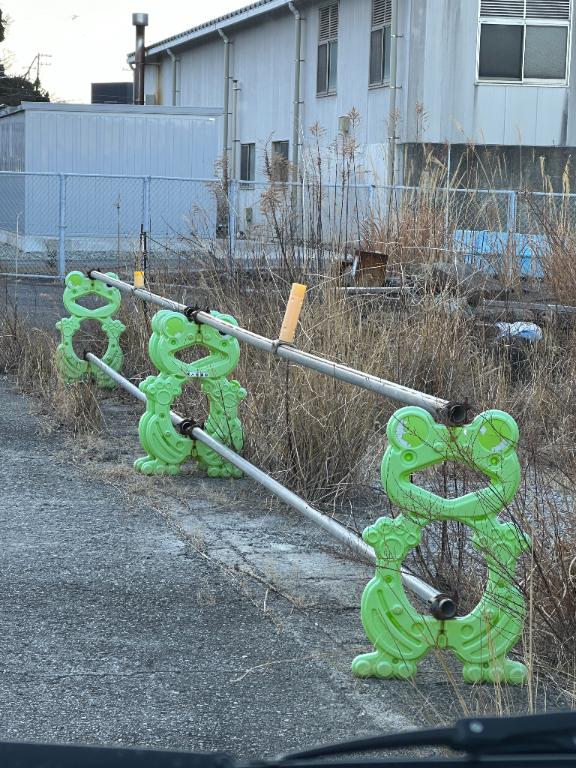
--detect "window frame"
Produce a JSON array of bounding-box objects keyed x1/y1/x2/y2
[
  {"x1": 369, "y1": 2, "x2": 391, "y2": 88},
  {"x1": 317, "y1": 3, "x2": 339, "y2": 96},
  {"x1": 240, "y1": 142, "x2": 256, "y2": 182},
  {"x1": 271, "y1": 140, "x2": 290, "y2": 182},
  {"x1": 476, "y1": 1, "x2": 572, "y2": 86}
]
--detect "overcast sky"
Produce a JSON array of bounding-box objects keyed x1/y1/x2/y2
[{"x1": 1, "y1": 0, "x2": 243, "y2": 102}]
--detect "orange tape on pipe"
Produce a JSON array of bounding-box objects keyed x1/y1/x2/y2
[{"x1": 279, "y1": 283, "x2": 307, "y2": 344}]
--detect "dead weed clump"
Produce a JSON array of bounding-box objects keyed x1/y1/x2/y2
[{"x1": 0, "y1": 310, "x2": 102, "y2": 434}]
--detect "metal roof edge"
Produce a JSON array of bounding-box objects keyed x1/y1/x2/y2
[
  {"x1": 128, "y1": 0, "x2": 290, "y2": 61},
  {"x1": 0, "y1": 104, "x2": 24, "y2": 118},
  {"x1": 0, "y1": 102, "x2": 224, "y2": 118}
]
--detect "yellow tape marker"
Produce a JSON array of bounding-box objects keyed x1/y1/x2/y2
[
  {"x1": 133, "y1": 270, "x2": 145, "y2": 288},
  {"x1": 279, "y1": 283, "x2": 307, "y2": 344}
]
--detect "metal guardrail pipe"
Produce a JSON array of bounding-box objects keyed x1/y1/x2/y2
[
  {"x1": 84, "y1": 352, "x2": 457, "y2": 621},
  {"x1": 88, "y1": 271, "x2": 469, "y2": 426},
  {"x1": 339, "y1": 286, "x2": 414, "y2": 295},
  {"x1": 89, "y1": 270, "x2": 186, "y2": 311}
]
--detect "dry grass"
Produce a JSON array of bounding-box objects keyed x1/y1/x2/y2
[{"x1": 0, "y1": 308, "x2": 102, "y2": 433}]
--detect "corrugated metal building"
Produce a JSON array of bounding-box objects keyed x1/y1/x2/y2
[
  {"x1": 0, "y1": 102, "x2": 221, "y2": 175},
  {"x1": 0, "y1": 102, "x2": 222, "y2": 251},
  {"x1": 134, "y1": 0, "x2": 576, "y2": 190}
]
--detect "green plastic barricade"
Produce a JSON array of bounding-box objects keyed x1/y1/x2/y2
[
  {"x1": 135, "y1": 310, "x2": 246, "y2": 478},
  {"x1": 353, "y1": 406, "x2": 529, "y2": 685}
]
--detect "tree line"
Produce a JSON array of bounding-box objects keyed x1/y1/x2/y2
[{"x1": 0, "y1": 9, "x2": 49, "y2": 106}]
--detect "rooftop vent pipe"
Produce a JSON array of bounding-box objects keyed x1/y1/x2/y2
[{"x1": 132, "y1": 12, "x2": 148, "y2": 105}]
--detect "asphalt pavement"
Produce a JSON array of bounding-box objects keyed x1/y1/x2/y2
[{"x1": 0, "y1": 376, "x2": 416, "y2": 759}]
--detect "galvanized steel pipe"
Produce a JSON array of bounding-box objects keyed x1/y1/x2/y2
[
  {"x1": 166, "y1": 48, "x2": 179, "y2": 107},
  {"x1": 387, "y1": 0, "x2": 399, "y2": 190},
  {"x1": 288, "y1": 2, "x2": 302, "y2": 186},
  {"x1": 88, "y1": 270, "x2": 469, "y2": 426},
  {"x1": 83, "y1": 351, "x2": 457, "y2": 620},
  {"x1": 218, "y1": 30, "x2": 231, "y2": 171},
  {"x1": 231, "y1": 80, "x2": 240, "y2": 180}
]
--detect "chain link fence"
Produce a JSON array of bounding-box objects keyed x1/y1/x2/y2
[
  {"x1": 0, "y1": 172, "x2": 219, "y2": 278},
  {"x1": 1, "y1": 170, "x2": 575, "y2": 279}
]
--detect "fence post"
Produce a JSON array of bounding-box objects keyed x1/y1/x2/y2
[
  {"x1": 58, "y1": 174, "x2": 67, "y2": 279},
  {"x1": 142, "y1": 175, "x2": 151, "y2": 235},
  {"x1": 507, "y1": 191, "x2": 517, "y2": 279},
  {"x1": 229, "y1": 179, "x2": 238, "y2": 255},
  {"x1": 507, "y1": 190, "x2": 517, "y2": 237}
]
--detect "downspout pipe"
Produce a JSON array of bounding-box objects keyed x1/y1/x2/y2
[
  {"x1": 132, "y1": 12, "x2": 148, "y2": 106},
  {"x1": 231, "y1": 79, "x2": 240, "y2": 181},
  {"x1": 387, "y1": 0, "x2": 399, "y2": 189},
  {"x1": 288, "y1": 2, "x2": 302, "y2": 186},
  {"x1": 218, "y1": 29, "x2": 231, "y2": 178},
  {"x1": 166, "y1": 48, "x2": 178, "y2": 106}
]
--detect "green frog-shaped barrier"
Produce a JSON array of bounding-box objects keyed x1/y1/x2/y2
[
  {"x1": 135, "y1": 310, "x2": 246, "y2": 478},
  {"x1": 353, "y1": 407, "x2": 529, "y2": 685},
  {"x1": 56, "y1": 271, "x2": 125, "y2": 388}
]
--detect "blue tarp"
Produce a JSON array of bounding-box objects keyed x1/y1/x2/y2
[{"x1": 453, "y1": 230, "x2": 546, "y2": 278}]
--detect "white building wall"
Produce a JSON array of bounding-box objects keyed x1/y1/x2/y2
[
  {"x1": 149, "y1": 0, "x2": 393, "y2": 184},
  {"x1": 0, "y1": 104, "x2": 223, "y2": 250},
  {"x1": 412, "y1": 0, "x2": 571, "y2": 146},
  {"x1": 300, "y1": 0, "x2": 390, "y2": 182},
  {"x1": 231, "y1": 12, "x2": 294, "y2": 176},
  {"x1": 145, "y1": 0, "x2": 576, "y2": 186},
  {"x1": 177, "y1": 39, "x2": 224, "y2": 108},
  {"x1": 0, "y1": 110, "x2": 25, "y2": 171}
]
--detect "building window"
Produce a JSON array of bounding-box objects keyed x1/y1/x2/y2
[
  {"x1": 369, "y1": 0, "x2": 392, "y2": 86},
  {"x1": 271, "y1": 140, "x2": 289, "y2": 182},
  {"x1": 478, "y1": 0, "x2": 571, "y2": 83},
  {"x1": 317, "y1": 3, "x2": 339, "y2": 95},
  {"x1": 240, "y1": 143, "x2": 256, "y2": 181}
]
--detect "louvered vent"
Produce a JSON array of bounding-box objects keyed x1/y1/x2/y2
[
  {"x1": 480, "y1": 0, "x2": 525, "y2": 16},
  {"x1": 526, "y1": 0, "x2": 570, "y2": 18},
  {"x1": 373, "y1": 0, "x2": 392, "y2": 26},
  {"x1": 319, "y1": 3, "x2": 339, "y2": 41},
  {"x1": 481, "y1": 0, "x2": 571, "y2": 17}
]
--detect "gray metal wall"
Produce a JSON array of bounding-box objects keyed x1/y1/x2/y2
[
  {"x1": 146, "y1": 0, "x2": 575, "y2": 185},
  {"x1": 0, "y1": 111, "x2": 25, "y2": 172},
  {"x1": 146, "y1": 0, "x2": 392, "y2": 184},
  {"x1": 22, "y1": 107, "x2": 220, "y2": 177},
  {"x1": 0, "y1": 112, "x2": 26, "y2": 234}
]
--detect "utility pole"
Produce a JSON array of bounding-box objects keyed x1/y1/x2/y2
[{"x1": 24, "y1": 53, "x2": 51, "y2": 87}]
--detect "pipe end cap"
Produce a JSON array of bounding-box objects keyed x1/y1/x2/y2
[{"x1": 430, "y1": 594, "x2": 457, "y2": 621}]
